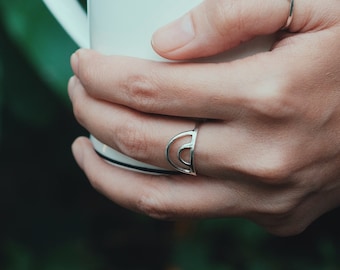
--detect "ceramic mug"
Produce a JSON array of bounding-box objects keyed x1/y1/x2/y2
[{"x1": 43, "y1": 0, "x2": 273, "y2": 174}]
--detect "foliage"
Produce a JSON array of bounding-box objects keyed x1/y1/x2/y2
[
  {"x1": 0, "y1": 0, "x2": 339, "y2": 269},
  {"x1": 0, "y1": 0, "x2": 77, "y2": 104}
]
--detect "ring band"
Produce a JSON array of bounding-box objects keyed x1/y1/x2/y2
[
  {"x1": 281, "y1": 0, "x2": 294, "y2": 30},
  {"x1": 165, "y1": 124, "x2": 199, "y2": 176}
]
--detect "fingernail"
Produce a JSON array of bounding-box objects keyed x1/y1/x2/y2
[
  {"x1": 152, "y1": 13, "x2": 195, "y2": 53},
  {"x1": 71, "y1": 52, "x2": 79, "y2": 75}
]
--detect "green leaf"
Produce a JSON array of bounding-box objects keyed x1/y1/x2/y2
[
  {"x1": 0, "y1": 0, "x2": 78, "y2": 102},
  {"x1": 0, "y1": 19, "x2": 60, "y2": 126}
]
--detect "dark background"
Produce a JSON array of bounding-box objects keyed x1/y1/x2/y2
[{"x1": 0, "y1": 0, "x2": 339, "y2": 269}]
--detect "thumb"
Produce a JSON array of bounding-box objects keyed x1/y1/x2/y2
[{"x1": 151, "y1": 0, "x2": 296, "y2": 60}]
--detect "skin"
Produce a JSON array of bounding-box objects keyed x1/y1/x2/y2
[{"x1": 68, "y1": 0, "x2": 340, "y2": 236}]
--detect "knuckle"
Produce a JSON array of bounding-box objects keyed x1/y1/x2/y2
[
  {"x1": 251, "y1": 151, "x2": 293, "y2": 184},
  {"x1": 125, "y1": 74, "x2": 159, "y2": 113},
  {"x1": 253, "y1": 92, "x2": 297, "y2": 120},
  {"x1": 115, "y1": 119, "x2": 149, "y2": 161},
  {"x1": 249, "y1": 79, "x2": 297, "y2": 120},
  {"x1": 256, "y1": 166, "x2": 289, "y2": 185},
  {"x1": 136, "y1": 191, "x2": 172, "y2": 220}
]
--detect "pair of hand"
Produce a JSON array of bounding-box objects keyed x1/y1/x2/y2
[{"x1": 68, "y1": 0, "x2": 340, "y2": 236}]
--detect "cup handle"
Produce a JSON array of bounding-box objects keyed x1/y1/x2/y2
[{"x1": 43, "y1": 0, "x2": 89, "y2": 48}]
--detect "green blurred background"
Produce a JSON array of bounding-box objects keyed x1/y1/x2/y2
[{"x1": 0, "y1": 0, "x2": 339, "y2": 269}]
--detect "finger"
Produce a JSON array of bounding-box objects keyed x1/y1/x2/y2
[
  {"x1": 71, "y1": 48, "x2": 286, "y2": 120},
  {"x1": 68, "y1": 76, "x2": 195, "y2": 170},
  {"x1": 68, "y1": 77, "x2": 293, "y2": 179},
  {"x1": 71, "y1": 39, "x2": 315, "y2": 121},
  {"x1": 72, "y1": 137, "x2": 330, "y2": 236},
  {"x1": 71, "y1": 136, "x2": 243, "y2": 219},
  {"x1": 68, "y1": 76, "x2": 241, "y2": 176},
  {"x1": 151, "y1": 0, "x2": 321, "y2": 60}
]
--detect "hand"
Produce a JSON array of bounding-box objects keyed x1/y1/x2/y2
[{"x1": 68, "y1": 0, "x2": 340, "y2": 236}]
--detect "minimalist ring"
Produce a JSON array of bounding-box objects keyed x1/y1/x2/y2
[
  {"x1": 281, "y1": 0, "x2": 294, "y2": 31},
  {"x1": 165, "y1": 124, "x2": 199, "y2": 176}
]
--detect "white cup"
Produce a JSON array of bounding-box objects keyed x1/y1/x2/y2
[{"x1": 43, "y1": 0, "x2": 273, "y2": 174}]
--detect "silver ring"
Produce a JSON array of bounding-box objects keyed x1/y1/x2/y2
[
  {"x1": 281, "y1": 0, "x2": 294, "y2": 31},
  {"x1": 165, "y1": 124, "x2": 199, "y2": 176}
]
